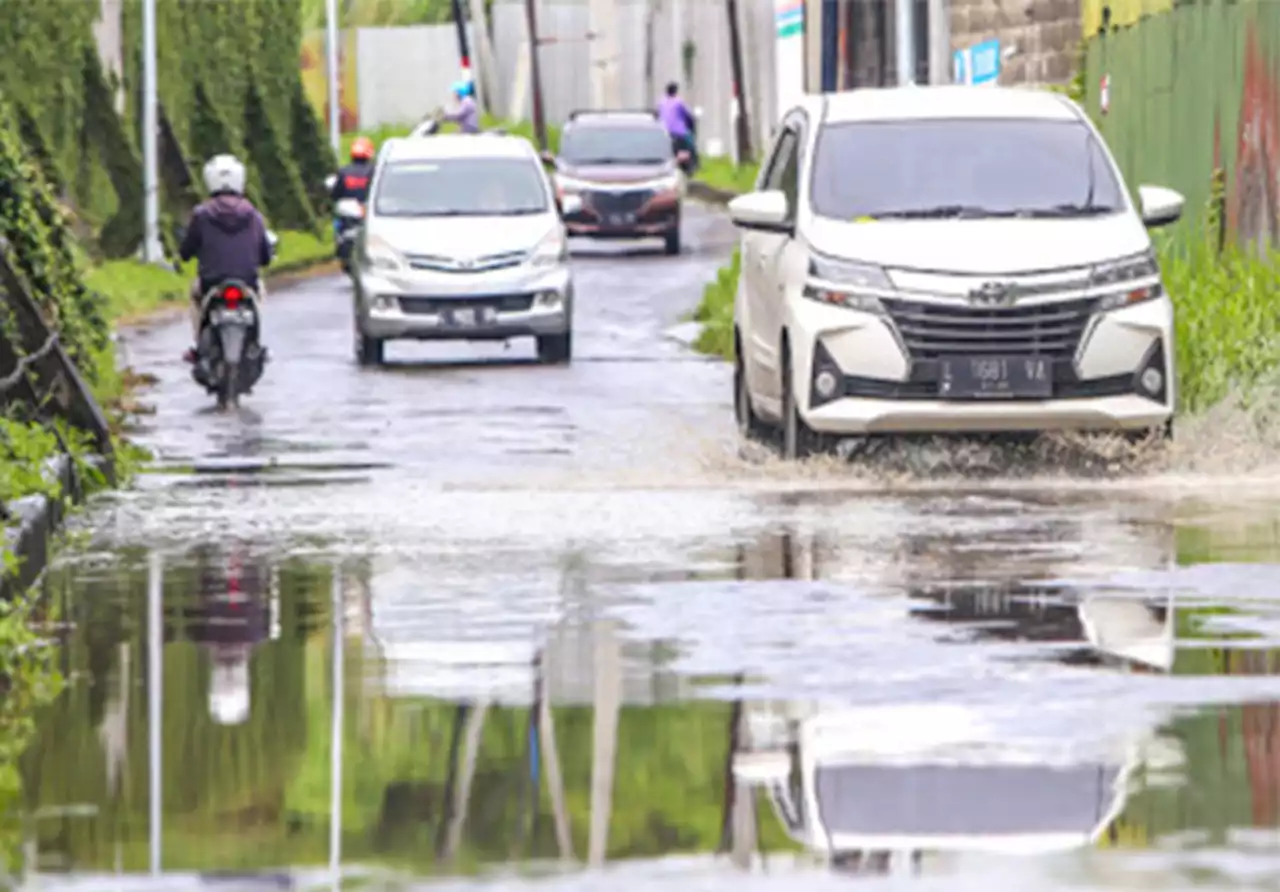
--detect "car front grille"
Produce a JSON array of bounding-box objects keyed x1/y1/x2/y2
[
  {"x1": 586, "y1": 189, "x2": 654, "y2": 217},
  {"x1": 880, "y1": 296, "x2": 1096, "y2": 360},
  {"x1": 398, "y1": 293, "x2": 535, "y2": 315},
  {"x1": 404, "y1": 250, "x2": 527, "y2": 273}
]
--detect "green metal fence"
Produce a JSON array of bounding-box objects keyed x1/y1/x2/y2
[{"x1": 1083, "y1": 0, "x2": 1280, "y2": 251}]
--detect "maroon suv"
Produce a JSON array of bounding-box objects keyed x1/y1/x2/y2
[{"x1": 542, "y1": 110, "x2": 685, "y2": 255}]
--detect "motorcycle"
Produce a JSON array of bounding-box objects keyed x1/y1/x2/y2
[
  {"x1": 192, "y1": 271, "x2": 269, "y2": 410},
  {"x1": 333, "y1": 197, "x2": 365, "y2": 271},
  {"x1": 409, "y1": 116, "x2": 441, "y2": 138}
]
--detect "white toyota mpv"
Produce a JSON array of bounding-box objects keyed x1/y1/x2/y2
[{"x1": 729, "y1": 86, "x2": 1186, "y2": 459}]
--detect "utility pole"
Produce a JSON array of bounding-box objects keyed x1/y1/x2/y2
[
  {"x1": 449, "y1": 0, "x2": 472, "y2": 84},
  {"x1": 523, "y1": 0, "x2": 549, "y2": 150},
  {"x1": 895, "y1": 0, "x2": 916, "y2": 84},
  {"x1": 325, "y1": 0, "x2": 340, "y2": 156},
  {"x1": 466, "y1": 0, "x2": 500, "y2": 112},
  {"x1": 140, "y1": 0, "x2": 162, "y2": 263},
  {"x1": 725, "y1": 0, "x2": 752, "y2": 159}
]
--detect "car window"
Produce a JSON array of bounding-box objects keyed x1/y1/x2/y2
[
  {"x1": 374, "y1": 158, "x2": 551, "y2": 217},
  {"x1": 808, "y1": 118, "x2": 1126, "y2": 220},
  {"x1": 763, "y1": 128, "x2": 800, "y2": 218},
  {"x1": 558, "y1": 126, "x2": 673, "y2": 164},
  {"x1": 758, "y1": 126, "x2": 795, "y2": 191}
]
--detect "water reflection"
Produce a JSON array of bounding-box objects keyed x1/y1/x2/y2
[{"x1": 15, "y1": 493, "x2": 1280, "y2": 886}]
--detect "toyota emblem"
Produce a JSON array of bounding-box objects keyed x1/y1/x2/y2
[{"x1": 968, "y1": 281, "x2": 1018, "y2": 307}]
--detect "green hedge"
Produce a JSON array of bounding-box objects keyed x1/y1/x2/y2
[{"x1": 0, "y1": 0, "x2": 335, "y2": 263}]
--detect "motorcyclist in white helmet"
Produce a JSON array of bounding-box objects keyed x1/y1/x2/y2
[{"x1": 178, "y1": 155, "x2": 275, "y2": 363}]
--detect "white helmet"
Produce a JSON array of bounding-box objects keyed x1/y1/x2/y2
[{"x1": 203, "y1": 154, "x2": 247, "y2": 196}]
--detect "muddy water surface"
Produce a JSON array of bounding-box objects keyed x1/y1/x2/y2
[{"x1": 16, "y1": 206, "x2": 1280, "y2": 890}]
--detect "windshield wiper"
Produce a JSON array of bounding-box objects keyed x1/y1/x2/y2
[
  {"x1": 1024, "y1": 204, "x2": 1119, "y2": 217},
  {"x1": 568, "y1": 157, "x2": 620, "y2": 165},
  {"x1": 874, "y1": 205, "x2": 1020, "y2": 220},
  {"x1": 488, "y1": 207, "x2": 547, "y2": 215}
]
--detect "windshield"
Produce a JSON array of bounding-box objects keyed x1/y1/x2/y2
[
  {"x1": 374, "y1": 158, "x2": 550, "y2": 217},
  {"x1": 559, "y1": 125, "x2": 673, "y2": 165},
  {"x1": 809, "y1": 119, "x2": 1126, "y2": 220}
]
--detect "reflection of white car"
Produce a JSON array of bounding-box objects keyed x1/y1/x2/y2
[
  {"x1": 733, "y1": 595, "x2": 1177, "y2": 863},
  {"x1": 729, "y1": 86, "x2": 1185, "y2": 459}
]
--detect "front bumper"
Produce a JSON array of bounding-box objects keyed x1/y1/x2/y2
[
  {"x1": 357, "y1": 266, "x2": 572, "y2": 341},
  {"x1": 563, "y1": 187, "x2": 680, "y2": 237},
  {"x1": 789, "y1": 294, "x2": 1175, "y2": 435}
]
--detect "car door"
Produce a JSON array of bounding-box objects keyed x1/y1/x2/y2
[
  {"x1": 751, "y1": 119, "x2": 803, "y2": 409},
  {"x1": 741, "y1": 123, "x2": 799, "y2": 405}
]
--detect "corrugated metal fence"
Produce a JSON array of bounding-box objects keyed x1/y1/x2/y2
[{"x1": 1082, "y1": 0, "x2": 1280, "y2": 251}]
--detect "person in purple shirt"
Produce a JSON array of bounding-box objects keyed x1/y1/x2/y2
[{"x1": 657, "y1": 81, "x2": 698, "y2": 168}]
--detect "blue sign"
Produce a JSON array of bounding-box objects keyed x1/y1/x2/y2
[{"x1": 953, "y1": 39, "x2": 1001, "y2": 86}]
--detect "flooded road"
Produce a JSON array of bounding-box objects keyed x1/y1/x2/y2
[{"x1": 16, "y1": 204, "x2": 1280, "y2": 889}]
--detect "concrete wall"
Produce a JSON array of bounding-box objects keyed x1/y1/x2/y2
[
  {"x1": 949, "y1": 0, "x2": 1081, "y2": 85},
  {"x1": 351, "y1": 0, "x2": 780, "y2": 160}
]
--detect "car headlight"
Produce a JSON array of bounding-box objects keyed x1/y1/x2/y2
[
  {"x1": 641, "y1": 172, "x2": 682, "y2": 192},
  {"x1": 528, "y1": 229, "x2": 568, "y2": 268},
  {"x1": 1091, "y1": 249, "x2": 1164, "y2": 310},
  {"x1": 364, "y1": 235, "x2": 405, "y2": 273},
  {"x1": 555, "y1": 174, "x2": 589, "y2": 194},
  {"x1": 803, "y1": 254, "x2": 892, "y2": 313}
]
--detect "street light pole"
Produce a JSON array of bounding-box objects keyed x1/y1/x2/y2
[
  {"x1": 523, "y1": 0, "x2": 548, "y2": 150},
  {"x1": 325, "y1": 0, "x2": 341, "y2": 157},
  {"x1": 140, "y1": 0, "x2": 162, "y2": 264}
]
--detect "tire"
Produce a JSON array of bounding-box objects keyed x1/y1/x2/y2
[
  {"x1": 734, "y1": 345, "x2": 771, "y2": 442},
  {"x1": 781, "y1": 350, "x2": 832, "y2": 460},
  {"x1": 215, "y1": 366, "x2": 239, "y2": 411},
  {"x1": 663, "y1": 222, "x2": 681, "y2": 256},
  {"x1": 537, "y1": 331, "x2": 572, "y2": 364},
  {"x1": 355, "y1": 326, "x2": 384, "y2": 366}
]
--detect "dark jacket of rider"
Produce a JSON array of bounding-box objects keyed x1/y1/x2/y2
[
  {"x1": 330, "y1": 160, "x2": 375, "y2": 204},
  {"x1": 179, "y1": 194, "x2": 273, "y2": 291}
]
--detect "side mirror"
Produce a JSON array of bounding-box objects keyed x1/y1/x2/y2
[
  {"x1": 559, "y1": 193, "x2": 583, "y2": 217},
  {"x1": 540, "y1": 150, "x2": 556, "y2": 167},
  {"x1": 731, "y1": 750, "x2": 792, "y2": 786},
  {"x1": 324, "y1": 174, "x2": 337, "y2": 191},
  {"x1": 1138, "y1": 184, "x2": 1184, "y2": 228},
  {"x1": 728, "y1": 190, "x2": 791, "y2": 234}
]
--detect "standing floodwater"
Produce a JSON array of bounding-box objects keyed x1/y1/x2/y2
[{"x1": 15, "y1": 206, "x2": 1280, "y2": 889}]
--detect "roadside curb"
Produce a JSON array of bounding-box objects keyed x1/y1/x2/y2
[
  {"x1": 688, "y1": 180, "x2": 737, "y2": 206},
  {"x1": 1, "y1": 452, "x2": 113, "y2": 602}
]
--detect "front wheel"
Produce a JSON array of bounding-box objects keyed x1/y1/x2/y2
[
  {"x1": 355, "y1": 328, "x2": 384, "y2": 366},
  {"x1": 781, "y1": 353, "x2": 833, "y2": 460},
  {"x1": 663, "y1": 222, "x2": 681, "y2": 256},
  {"x1": 734, "y1": 350, "x2": 771, "y2": 442},
  {"x1": 537, "y1": 331, "x2": 572, "y2": 364}
]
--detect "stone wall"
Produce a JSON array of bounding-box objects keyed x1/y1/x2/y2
[{"x1": 949, "y1": 0, "x2": 1081, "y2": 85}]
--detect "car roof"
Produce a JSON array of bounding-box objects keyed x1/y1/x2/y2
[
  {"x1": 382, "y1": 134, "x2": 539, "y2": 162},
  {"x1": 816, "y1": 85, "x2": 1081, "y2": 124},
  {"x1": 564, "y1": 110, "x2": 665, "y2": 129}
]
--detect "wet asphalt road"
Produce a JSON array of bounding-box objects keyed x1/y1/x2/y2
[{"x1": 24, "y1": 203, "x2": 1280, "y2": 889}]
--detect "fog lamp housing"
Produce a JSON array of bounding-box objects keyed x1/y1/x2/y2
[
  {"x1": 1134, "y1": 338, "x2": 1169, "y2": 405},
  {"x1": 809, "y1": 340, "x2": 845, "y2": 409}
]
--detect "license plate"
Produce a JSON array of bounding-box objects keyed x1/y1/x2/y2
[
  {"x1": 210, "y1": 307, "x2": 253, "y2": 324},
  {"x1": 445, "y1": 307, "x2": 495, "y2": 326},
  {"x1": 608, "y1": 213, "x2": 634, "y2": 226},
  {"x1": 938, "y1": 356, "x2": 1053, "y2": 399}
]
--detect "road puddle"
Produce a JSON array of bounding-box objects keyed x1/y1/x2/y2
[{"x1": 9, "y1": 495, "x2": 1280, "y2": 889}]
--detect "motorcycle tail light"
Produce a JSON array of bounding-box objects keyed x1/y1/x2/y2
[{"x1": 222, "y1": 285, "x2": 243, "y2": 306}]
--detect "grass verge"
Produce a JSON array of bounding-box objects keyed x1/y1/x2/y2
[{"x1": 687, "y1": 162, "x2": 1280, "y2": 414}]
